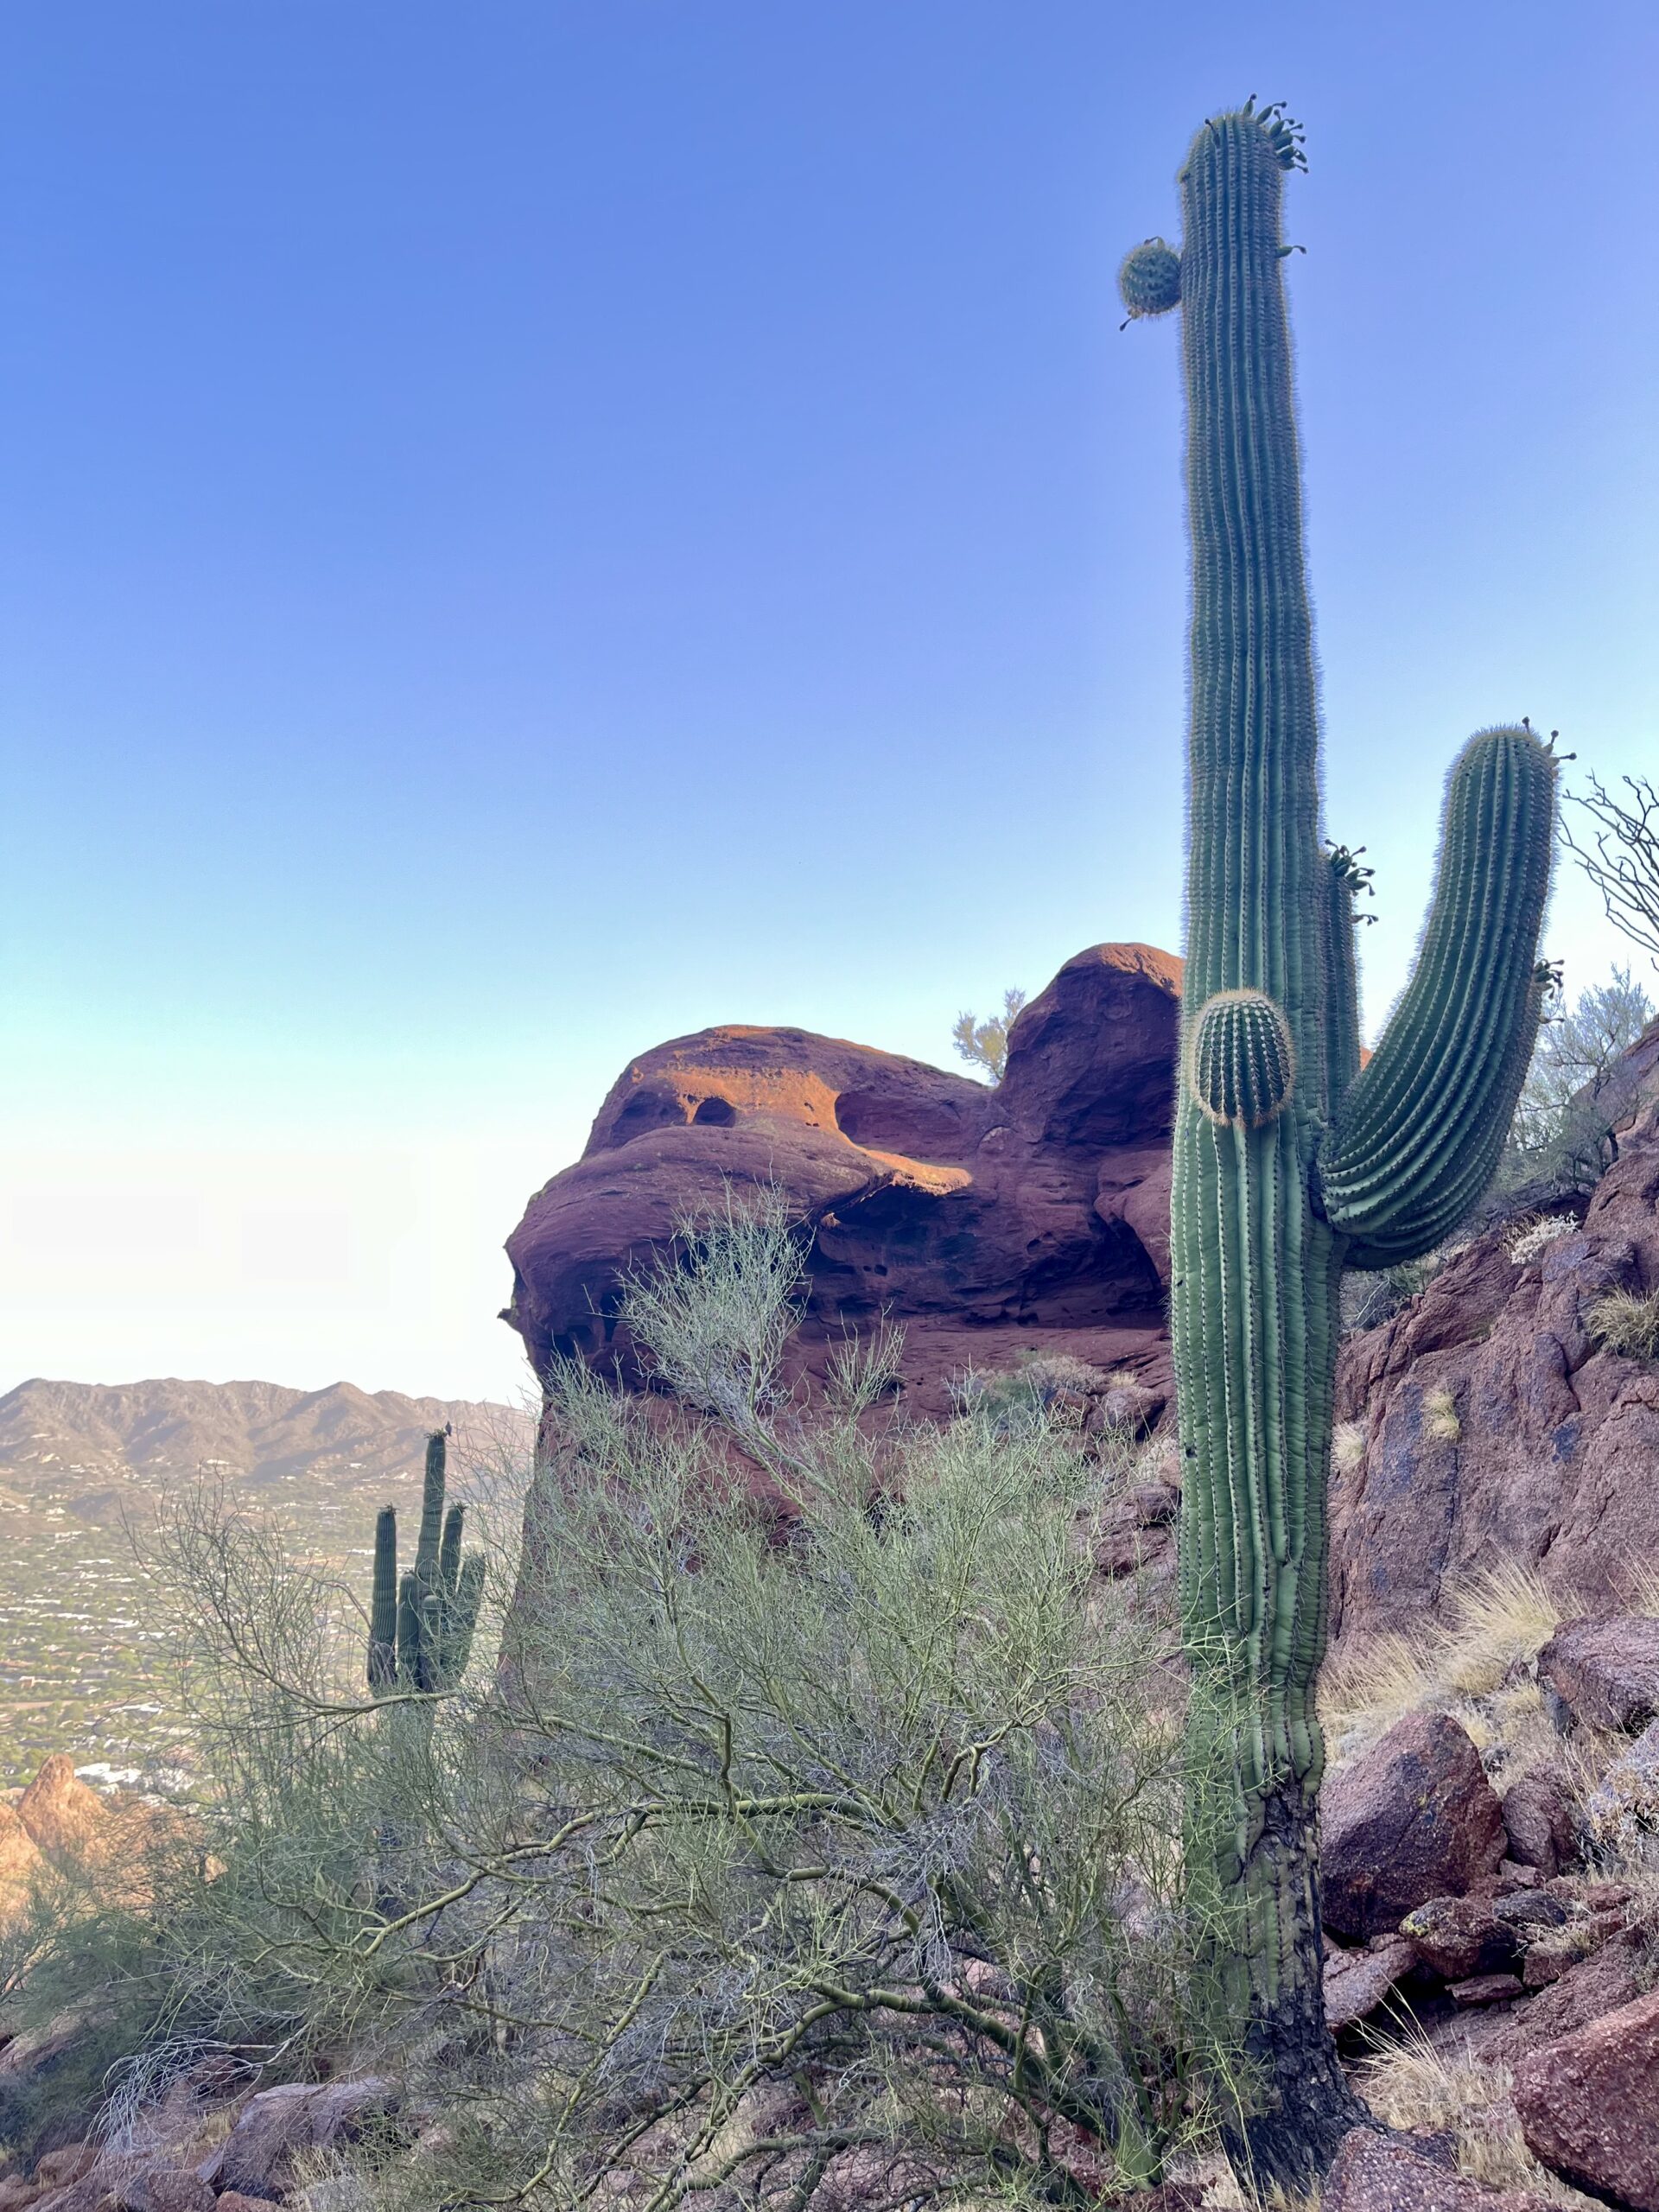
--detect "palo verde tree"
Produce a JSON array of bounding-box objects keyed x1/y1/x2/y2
[{"x1": 1120, "y1": 104, "x2": 1556, "y2": 2183}]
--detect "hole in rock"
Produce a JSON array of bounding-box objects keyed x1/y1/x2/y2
[
  {"x1": 607, "y1": 1086, "x2": 690, "y2": 1146},
  {"x1": 692, "y1": 1096, "x2": 738, "y2": 1127}
]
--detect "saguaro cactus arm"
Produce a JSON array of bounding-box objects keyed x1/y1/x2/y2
[
  {"x1": 1320, "y1": 845, "x2": 1368, "y2": 1115},
  {"x1": 1316, "y1": 726, "x2": 1557, "y2": 1266},
  {"x1": 367, "y1": 1505, "x2": 398, "y2": 1694},
  {"x1": 414, "y1": 1429, "x2": 448, "y2": 1583}
]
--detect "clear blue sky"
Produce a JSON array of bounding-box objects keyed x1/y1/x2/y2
[{"x1": 4, "y1": 2, "x2": 1655, "y2": 1403}]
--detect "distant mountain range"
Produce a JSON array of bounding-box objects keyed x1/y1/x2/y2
[
  {"x1": 0, "y1": 1378, "x2": 537, "y2": 1789},
  {"x1": 0, "y1": 1376, "x2": 535, "y2": 1519}
]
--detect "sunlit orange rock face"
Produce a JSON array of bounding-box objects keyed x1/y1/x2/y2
[
  {"x1": 503, "y1": 943, "x2": 1182, "y2": 1419},
  {"x1": 0, "y1": 1756, "x2": 177, "y2": 1919}
]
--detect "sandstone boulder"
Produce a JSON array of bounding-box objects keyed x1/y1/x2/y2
[
  {"x1": 1539, "y1": 1617, "x2": 1659, "y2": 1733},
  {"x1": 1323, "y1": 2128, "x2": 1554, "y2": 2212},
  {"x1": 503, "y1": 945, "x2": 1181, "y2": 1423},
  {"x1": 1514, "y1": 1987, "x2": 1659, "y2": 2209},
  {"x1": 1323, "y1": 1714, "x2": 1505, "y2": 1940},
  {"x1": 197, "y1": 2081, "x2": 397, "y2": 2201}
]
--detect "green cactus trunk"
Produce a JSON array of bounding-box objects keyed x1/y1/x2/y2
[
  {"x1": 367, "y1": 1506, "x2": 398, "y2": 1693},
  {"x1": 1122, "y1": 105, "x2": 1556, "y2": 2185}
]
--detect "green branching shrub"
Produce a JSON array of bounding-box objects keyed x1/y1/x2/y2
[
  {"x1": 3, "y1": 1197, "x2": 1247, "y2": 2209},
  {"x1": 1502, "y1": 964, "x2": 1656, "y2": 1198}
]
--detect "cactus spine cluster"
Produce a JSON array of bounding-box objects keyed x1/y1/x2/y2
[
  {"x1": 367, "y1": 1428, "x2": 486, "y2": 1695},
  {"x1": 1122, "y1": 101, "x2": 1555, "y2": 2183}
]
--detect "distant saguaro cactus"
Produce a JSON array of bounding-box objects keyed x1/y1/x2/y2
[
  {"x1": 365, "y1": 1428, "x2": 486, "y2": 1695},
  {"x1": 1121, "y1": 101, "x2": 1555, "y2": 2184}
]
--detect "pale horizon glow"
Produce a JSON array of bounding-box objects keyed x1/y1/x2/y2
[{"x1": 4, "y1": 2, "x2": 1656, "y2": 1402}]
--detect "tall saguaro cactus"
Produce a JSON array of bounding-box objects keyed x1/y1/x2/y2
[
  {"x1": 366, "y1": 1428, "x2": 486, "y2": 1696},
  {"x1": 1121, "y1": 104, "x2": 1556, "y2": 2183}
]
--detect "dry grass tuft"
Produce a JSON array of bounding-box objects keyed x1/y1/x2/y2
[
  {"x1": 1422, "y1": 1388, "x2": 1462, "y2": 1444},
  {"x1": 1321, "y1": 1561, "x2": 1560, "y2": 1767},
  {"x1": 1586, "y1": 1286, "x2": 1659, "y2": 1362},
  {"x1": 1359, "y1": 2026, "x2": 1600, "y2": 2206},
  {"x1": 1332, "y1": 1418, "x2": 1367, "y2": 1476}
]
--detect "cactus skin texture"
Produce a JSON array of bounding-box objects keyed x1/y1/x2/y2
[
  {"x1": 365, "y1": 1428, "x2": 486, "y2": 1696},
  {"x1": 1125, "y1": 101, "x2": 1555, "y2": 2186}
]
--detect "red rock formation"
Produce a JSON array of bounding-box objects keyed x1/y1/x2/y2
[
  {"x1": 1323, "y1": 2128, "x2": 1554, "y2": 2212},
  {"x1": 16, "y1": 1756, "x2": 107, "y2": 1858},
  {"x1": 1320, "y1": 1713, "x2": 1505, "y2": 1941},
  {"x1": 1514, "y1": 1988, "x2": 1659, "y2": 2210},
  {"x1": 1331, "y1": 1092, "x2": 1659, "y2": 1644},
  {"x1": 503, "y1": 944, "x2": 1182, "y2": 1417}
]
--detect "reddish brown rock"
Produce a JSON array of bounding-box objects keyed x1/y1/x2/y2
[
  {"x1": 1332, "y1": 1090, "x2": 1659, "y2": 1646},
  {"x1": 1522, "y1": 1926, "x2": 1600, "y2": 1988},
  {"x1": 1322, "y1": 1714, "x2": 1506, "y2": 1940},
  {"x1": 115, "y1": 2177, "x2": 213, "y2": 2212},
  {"x1": 197, "y1": 2081, "x2": 397, "y2": 2202},
  {"x1": 1514, "y1": 1987, "x2": 1659, "y2": 2209},
  {"x1": 1449, "y1": 1973, "x2": 1524, "y2": 2006},
  {"x1": 29, "y1": 2177, "x2": 114, "y2": 2212},
  {"x1": 503, "y1": 944, "x2": 1182, "y2": 1423},
  {"x1": 1325, "y1": 1935, "x2": 1419, "y2": 2031},
  {"x1": 1401, "y1": 1896, "x2": 1519, "y2": 1981},
  {"x1": 1471, "y1": 1934, "x2": 1645, "y2": 2068},
  {"x1": 32, "y1": 2159, "x2": 94, "y2": 2194},
  {"x1": 0, "y1": 1802, "x2": 45, "y2": 1899},
  {"x1": 1323, "y1": 2128, "x2": 1554, "y2": 2212},
  {"x1": 1500, "y1": 1765, "x2": 1579, "y2": 1878},
  {"x1": 16, "y1": 1762, "x2": 106, "y2": 1861},
  {"x1": 1538, "y1": 1616, "x2": 1659, "y2": 1733}
]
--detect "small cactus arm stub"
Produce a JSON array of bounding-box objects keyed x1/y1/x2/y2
[
  {"x1": 1121, "y1": 101, "x2": 1554, "y2": 2186},
  {"x1": 365, "y1": 1429, "x2": 486, "y2": 1698}
]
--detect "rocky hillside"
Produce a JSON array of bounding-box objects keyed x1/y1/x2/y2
[
  {"x1": 0, "y1": 1380, "x2": 533, "y2": 1787},
  {"x1": 1332, "y1": 1087, "x2": 1659, "y2": 1646},
  {"x1": 505, "y1": 943, "x2": 1659, "y2": 1648}
]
